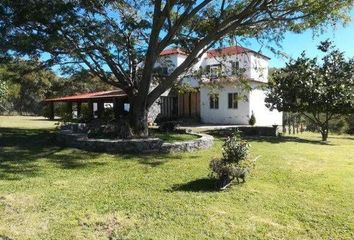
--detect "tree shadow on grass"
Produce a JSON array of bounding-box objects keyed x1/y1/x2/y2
[
  {"x1": 245, "y1": 136, "x2": 334, "y2": 145},
  {"x1": 0, "y1": 127, "x2": 106, "y2": 180},
  {"x1": 169, "y1": 178, "x2": 220, "y2": 192},
  {"x1": 121, "y1": 152, "x2": 184, "y2": 168},
  {"x1": 328, "y1": 135, "x2": 354, "y2": 141},
  {"x1": 204, "y1": 129, "x2": 333, "y2": 145}
]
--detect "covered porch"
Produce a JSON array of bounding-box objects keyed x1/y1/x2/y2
[{"x1": 44, "y1": 90, "x2": 129, "y2": 120}]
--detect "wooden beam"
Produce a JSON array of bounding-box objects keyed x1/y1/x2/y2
[
  {"x1": 77, "y1": 102, "x2": 81, "y2": 119},
  {"x1": 88, "y1": 100, "x2": 94, "y2": 119},
  {"x1": 113, "y1": 98, "x2": 121, "y2": 119},
  {"x1": 97, "y1": 101, "x2": 104, "y2": 118},
  {"x1": 49, "y1": 102, "x2": 54, "y2": 120},
  {"x1": 67, "y1": 102, "x2": 73, "y2": 119}
]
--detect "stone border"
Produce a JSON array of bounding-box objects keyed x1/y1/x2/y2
[{"x1": 56, "y1": 125, "x2": 214, "y2": 154}]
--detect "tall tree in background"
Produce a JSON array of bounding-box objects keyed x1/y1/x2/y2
[
  {"x1": 1, "y1": 0, "x2": 353, "y2": 136},
  {"x1": 0, "y1": 79, "x2": 8, "y2": 111},
  {"x1": 266, "y1": 41, "x2": 354, "y2": 141},
  {"x1": 0, "y1": 60, "x2": 58, "y2": 114},
  {"x1": 50, "y1": 70, "x2": 114, "y2": 97}
]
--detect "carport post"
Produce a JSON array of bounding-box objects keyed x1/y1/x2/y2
[
  {"x1": 77, "y1": 102, "x2": 81, "y2": 118},
  {"x1": 97, "y1": 101, "x2": 104, "y2": 118},
  {"x1": 49, "y1": 101, "x2": 54, "y2": 120},
  {"x1": 66, "y1": 102, "x2": 73, "y2": 119},
  {"x1": 88, "y1": 100, "x2": 94, "y2": 119}
]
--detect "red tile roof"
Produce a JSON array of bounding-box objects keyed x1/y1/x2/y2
[
  {"x1": 160, "y1": 46, "x2": 270, "y2": 59},
  {"x1": 44, "y1": 90, "x2": 127, "y2": 102},
  {"x1": 160, "y1": 48, "x2": 187, "y2": 56},
  {"x1": 207, "y1": 46, "x2": 270, "y2": 59}
]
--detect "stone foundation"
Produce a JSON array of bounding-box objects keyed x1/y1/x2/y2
[{"x1": 57, "y1": 124, "x2": 213, "y2": 154}]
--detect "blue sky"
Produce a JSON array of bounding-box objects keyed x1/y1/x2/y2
[
  {"x1": 249, "y1": 9, "x2": 354, "y2": 68},
  {"x1": 50, "y1": 8, "x2": 354, "y2": 74}
]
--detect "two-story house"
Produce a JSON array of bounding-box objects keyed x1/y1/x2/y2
[{"x1": 152, "y1": 46, "x2": 282, "y2": 126}]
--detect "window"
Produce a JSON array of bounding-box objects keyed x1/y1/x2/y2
[
  {"x1": 231, "y1": 61, "x2": 240, "y2": 75},
  {"x1": 209, "y1": 64, "x2": 221, "y2": 78},
  {"x1": 228, "y1": 93, "x2": 238, "y2": 109},
  {"x1": 209, "y1": 94, "x2": 219, "y2": 109},
  {"x1": 124, "y1": 103, "x2": 130, "y2": 112}
]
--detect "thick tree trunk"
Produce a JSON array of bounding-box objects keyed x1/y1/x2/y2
[
  {"x1": 320, "y1": 124, "x2": 329, "y2": 141},
  {"x1": 128, "y1": 100, "x2": 149, "y2": 137},
  {"x1": 321, "y1": 131, "x2": 328, "y2": 141}
]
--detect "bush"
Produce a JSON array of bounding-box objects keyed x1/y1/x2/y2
[
  {"x1": 56, "y1": 103, "x2": 73, "y2": 123},
  {"x1": 100, "y1": 107, "x2": 115, "y2": 124},
  {"x1": 77, "y1": 103, "x2": 92, "y2": 123},
  {"x1": 249, "y1": 112, "x2": 256, "y2": 126},
  {"x1": 87, "y1": 118, "x2": 133, "y2": 139},
  {"x1": 209, "y1": 130, "x2": 254, "y2": 189},
  {"x1": 329, "y1": 118, "x2": 349, "y2": 134},
  {"x1": 159, "y1": 121, "x2": 180, "y2": 132}
]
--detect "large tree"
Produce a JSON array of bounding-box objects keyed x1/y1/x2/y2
[
  {"x1": 265, "y1": 41, "x2": 354, "y2": 141},
  {"x1": 0, "y1": 59, "x2": 58, "y2": 114},
  {"x1": 1, "y1": 0, "x2": 353, "y2": 136}
]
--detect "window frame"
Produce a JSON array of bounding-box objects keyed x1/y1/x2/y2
[
  {"x1": 209, "y1": 94, "x2": 219, "y2": 109},
  {"x1": 231, "y1": 61, "x2": 240, "y2": 75},
  {"x1": 209, "y1": 64, "x2": 222, "y2": 78},
  {"x1": 228, "y1": 92, "x2": 238, "y2": 109}
]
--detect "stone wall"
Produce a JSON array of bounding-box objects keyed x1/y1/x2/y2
[{"x1": 57, "y1": 124, "x2": 214, "y2": 154}]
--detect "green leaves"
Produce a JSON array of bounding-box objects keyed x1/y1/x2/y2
[{"x1": 266, "y1": 41, "x2": 354, "y2": 140}]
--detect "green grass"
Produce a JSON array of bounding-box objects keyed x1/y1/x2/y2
[
  {"x1": 149, "y1": 129, "x2": 199, "y2": 143},
  {"x1": 0, "y1": 116, "x2": 353, "y2": 240}
]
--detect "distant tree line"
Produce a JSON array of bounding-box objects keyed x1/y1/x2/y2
[
  {"x1": 282, "y1": 112, "x2": 353, "y2": 135},
  {"x1": 0, "y1": 59, "x2": 113, "y2": 115}
]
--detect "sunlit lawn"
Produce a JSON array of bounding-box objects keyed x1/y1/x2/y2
[{"x1": 0, "y1": 116, "x2": 353, "y2": 239}]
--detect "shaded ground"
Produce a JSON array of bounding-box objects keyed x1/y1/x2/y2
[{"x1": 0, "y1": 116, "x2": 353, "y2": 240}]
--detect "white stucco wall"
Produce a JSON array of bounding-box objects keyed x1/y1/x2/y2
[
  {"x1": 201, "y1": 53, "x2": 252, "y2": 78},
  {"x1": 248, "y1": 82, "x2": 282, "y2": 126},
  {"x1": 154, "y1": 49, "x2": 281, "y2": 125},
  {"x1": 200, "y1": 86, "x2": 250, "y2": 124},
  {"x1": 249, "y1": 54, "x2": 268, "y2": 82},
  {"x1": 200, "y1": 83, "x2": 282, "y2": 126}
]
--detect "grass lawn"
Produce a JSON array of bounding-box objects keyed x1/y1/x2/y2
[
  {"x1": 149, "y1": 129, "x2": 199, "y2": 143},
  {"x1": 0, "y1": 116, "x2": 353, "y2": 240}
]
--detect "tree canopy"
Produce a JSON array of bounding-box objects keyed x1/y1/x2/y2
[
  {"x1": 265, "y1": 41, "x2": 354, "y2": 141},
  {"x1": 0, "y1": 60, "x2": 112, "y2": 115},
  {"x1": 1, "y1": 0, "x2": 353, "y2": 135}
]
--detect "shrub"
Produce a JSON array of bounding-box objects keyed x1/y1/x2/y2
[
  {"x1": 222, "y1": 134, "x2": 250, "y2": 164},
  {"x1": 249, "y1": 112, "x2": 256, "y2": 126},
  {"x1": 100, "y1": 107, "x2": 115, "y2": 124},
  {"x1": 159, "y1": 121, "x2": 179, "y2": 132},
  {"x1": 87, "y1": 117, "x2": 133, "y2": 139},
  {"x1": 77, "y1": 103, "x2": 92, "y2": 123},
  {"x1": 329, "y1": 118, "x2": 349, "y2": 134},
  {"x1": 209, "y1": 130, "x2": 254, "y2": 189},
  {"x1": 56, "y1": 103, "x2": 73, "y2": 123}
]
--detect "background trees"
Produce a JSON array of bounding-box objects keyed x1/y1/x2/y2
[
  {"x1": 266, "y1": 41, "x2": 354, "y2": 141},
  {"x1": 1, "y1": 0, "x2": 353, "y2": 136},
  {"x1": 0, "y1": 61, "x2": 112, "y2": 115}
]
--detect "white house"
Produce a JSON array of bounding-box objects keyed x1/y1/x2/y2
[{"x1": 152, "y1": 46, "x2": 282, "y2": 126}]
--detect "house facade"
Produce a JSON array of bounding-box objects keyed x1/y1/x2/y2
[{"x1": 153, "y1": 46, "x2": 282, "y2": 126}]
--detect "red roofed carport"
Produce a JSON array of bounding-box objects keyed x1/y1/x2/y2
[{"x1": 44, "y1": 89, "x2": 129, "y2": 120}]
